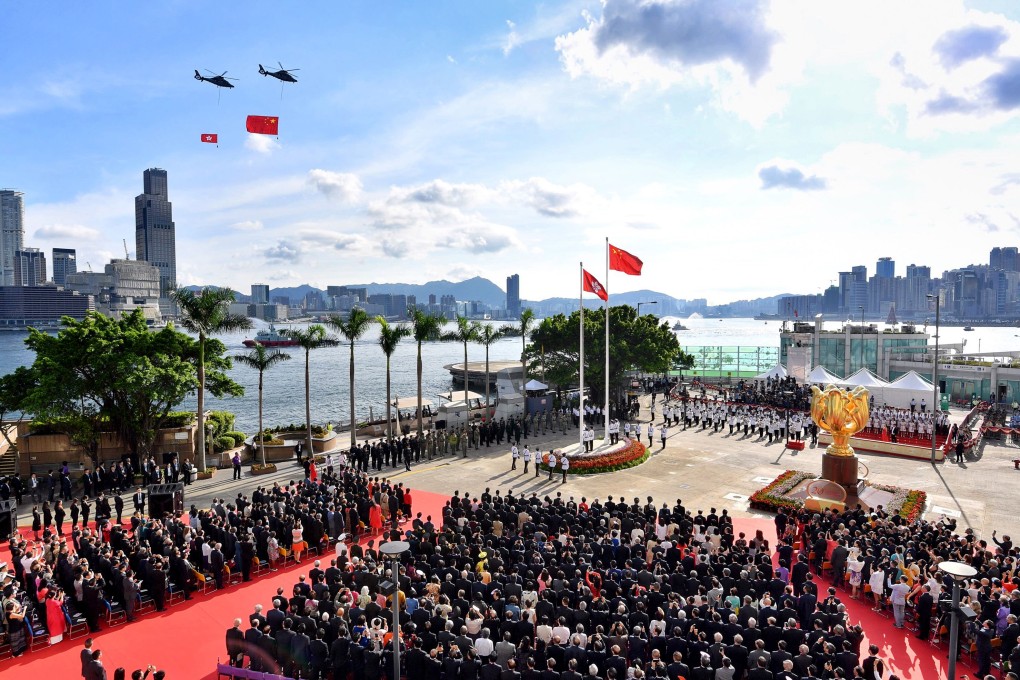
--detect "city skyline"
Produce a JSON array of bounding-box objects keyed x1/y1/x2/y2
[{"x1": 4, "y1": 3, "x2": 1020, "y2": 301}]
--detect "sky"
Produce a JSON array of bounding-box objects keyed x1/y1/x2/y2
[{"x1": 4, "y1": 0, "x2": 1020, "y2": 303}]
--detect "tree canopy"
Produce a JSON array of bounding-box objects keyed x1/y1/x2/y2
[
  {"x1": 525, "y1": 305, "x2": 692, "y2": 403},
  {"x1": 16, "y1": 310, "x2": 242, "y2": 463}
]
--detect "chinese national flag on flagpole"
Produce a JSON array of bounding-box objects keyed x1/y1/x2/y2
[
  {"x1": 609, "y1": 243, "x2": 643, "y2": 275},
  {"x1": 582, "y1": 269, "x2": 608, "y2": 301},
  {"x1": 200, "y1": 133, "x2": 218, "y2": 144},
  {"x1": 246, "y1": 115, "x2": 279, "y2": 135}
]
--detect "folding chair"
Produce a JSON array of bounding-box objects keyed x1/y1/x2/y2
[
  {"x1": 65, "y1": 604, "x2": 88, "y2": 640},
  {"x1": 105, "y1": 598, "x2": 127, "y2": 626},
  {"x1": 26, "y1": 615, "x2": 48, "y2": 651}
]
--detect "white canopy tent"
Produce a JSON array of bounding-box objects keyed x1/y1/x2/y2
[
  {"x1": 524, "y1": 379, "x2": 548, "y2": 391},
  {"x1": 807, "y1": 366, "x2": 842, "y2": 384},
  {"x1": 883, "y1": 371, "x2": 939, "y2": 410},
  {"x1": 754, "y1": 364, "x2": 788, "y2": 381},
  {"x1": 841, "y1": 368, "x2": 890, "y2": 388}
]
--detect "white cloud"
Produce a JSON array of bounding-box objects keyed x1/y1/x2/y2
[
  {"x1": 500, "y1": 177, "x2": 600, "y2": 217},
  {"x1": 263, "y1": 239, "x2": 302, "y2": 261},
  {"x1": 503, "y1": 20, "x2": 522, "y2": 56},
  {"x1": 308, "y1": 169, "x2": 363, "y2": 201},
  {"x1": 757, "y1": 162, "x2": 827, "y2": 191},
  {"x1": 34, "y1": 223, "x2": 100, "y2": 240},
  {"x1": 230, "y1": 219, "x2": 264, "y2": 232},
  {"x1": 245, "y1": 134, "x2": 280, "y2": 155}
]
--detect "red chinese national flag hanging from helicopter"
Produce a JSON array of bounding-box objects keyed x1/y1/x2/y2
[
  {"x1": 246, "y1": 115, "x2": 279, "y2": 135},
  {"x1": 200, "y1": 134, "x2": 218, "y2": 144}
]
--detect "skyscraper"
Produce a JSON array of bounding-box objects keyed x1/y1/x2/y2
[
  {"x1": 506, "y1": 273, "x2": 520, "y2": 316},
  {"x1": 52, "y1": 248, "x2": 77, "y2": 285},
  {"x1": 251, "y1": 283, "x2": 269, "y2": 304},
  {"x1": 875, "y1": 257, "x2": 894, "y2": 278},
  {"x1": 13, "y1": 248, "x2": 46, "y2": 287},
  {"x1": 0, "y1": 189, "x2": 26, "y2": 287},
  {"x1": 134, "y1": 168, "x2": 177, "y2": 299}
]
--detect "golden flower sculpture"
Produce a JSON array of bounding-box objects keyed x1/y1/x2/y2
[{"x1": 810, "y1": 385, "x2": 870, "y2": 457}]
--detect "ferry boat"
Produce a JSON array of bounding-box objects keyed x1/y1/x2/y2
[
  {"x1": 963, "y1": 326, "x2": 975, "y2": 331},
  {"x1": 242, "y1": 324, "x2": 299, "y2": 348},
  {"x1": 672, "y1": 321, "x2": 689, "y2": 331}
]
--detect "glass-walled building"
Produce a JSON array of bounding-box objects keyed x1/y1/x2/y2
[{"x1": 780, "y1": 321, "x2": 928, "y2": 379}]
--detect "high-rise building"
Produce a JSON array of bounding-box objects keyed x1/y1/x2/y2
[
  {"x1": 52, "y1": 248, "x2": 77, "y2": 285},
  {"x1": 506, "y1": 273, "x2": 520, "y2": 316},
  {"x1": 0, "y1": 189, "x2": 26, "y2": 287},
  {"x1": 65, "y1": 259, "x2": 162, "y2": 322},
  {"x1": 134, "y1": 168, "x2": 177, "y2": 299},
  {"x1": 875, "y1": 257, "x2": 894, "y2": 278},
  {"x1": 990, "y1": 246, "x2": 1019, "y2": 272},
  {"x1": 13, "y1": 248, "x2": 46, "y2": 287},
  {"x1": 251, "y1": 283, "x2": 269, "y2": 304}
]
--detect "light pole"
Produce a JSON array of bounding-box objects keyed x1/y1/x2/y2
[
  {"x1": 939, "y1": 560, "x2": 977, "y2": 680},
  {"x1": 636, "y1": 300, "x2": 657, "y2": 317},
  {"x1": 928, "y1": 293, "x2": 941, "y2": 464},
  {"x1": 858, "y1": 306, "x2": 865, "y2": 372},
  {"x1": 380, "y1": 540, "x2": 410, "y2": 680}
]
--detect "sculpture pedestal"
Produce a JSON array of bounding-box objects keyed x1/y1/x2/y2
[{"x1": 822, "y1": 453, "x2": 859, "y2": 487}]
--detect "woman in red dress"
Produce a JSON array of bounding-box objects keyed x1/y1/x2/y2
[
  {"x1": 45, "y1": 589, "x2": 67, "y2": 645},
  {"x1": 368, "y1": 502, "x2": 383, "y2": 535}
]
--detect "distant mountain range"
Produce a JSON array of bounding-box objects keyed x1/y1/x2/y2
[{"x1": 191, "y1": 278, "x2": 793, "y2": 317}]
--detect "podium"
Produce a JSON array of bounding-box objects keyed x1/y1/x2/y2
[{"x1": 147, "y1": 483, "x2": 185, "y2": 518}]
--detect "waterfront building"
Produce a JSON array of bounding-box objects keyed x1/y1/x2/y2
[
  {"x1": 875, "y1": 256, "x2": 895, "y2": 278},
  {"x1": 13, "y1": 248, "x2": 46, "y2": 287},
  {"x1": 0, "y1": 285, "x2": 94, "y2": 327},
  {"x1": 506, "y1": 273, "x2": 520, "y2": 316},
  {"x1": 52, "y1": 248, "x2": 76, "y2": 285},
  {"x1": 251, "y1": 283, "x2": 269, "y2": 304},
  {"x1": 65, "y1": 258, "x2": 162, "y2": 322},
  {"x1": 0, "y1": 189, "x2": 25, "y2": 287},
  {"x1": 134, "y1": 168, "x2": 177, "y2": 306}
]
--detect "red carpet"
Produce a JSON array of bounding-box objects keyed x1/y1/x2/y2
[
  {"x1": 0, "y1": 489, "x2": 451, "y2": 679},
  {"x1": 3, "y1": 499, "x2": 955, "y2": 679}
]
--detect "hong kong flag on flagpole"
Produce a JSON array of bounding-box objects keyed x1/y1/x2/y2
[
  {"x1": 582, "y1": 269, "x2": 608, "y2": 301},
  {"x1": 246, "y1": 115, "x2": 279, "y2": 135},
  {"x1": 200, "y1": 133, "x2": 218, "y2": 144},
  {"x1": 609, "y1": 243, "x2": 643, "y2": 275}
]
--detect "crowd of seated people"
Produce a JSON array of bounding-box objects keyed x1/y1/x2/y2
[{"x1": 220, "y1": 464, "x2": 1020, "y2": 680}]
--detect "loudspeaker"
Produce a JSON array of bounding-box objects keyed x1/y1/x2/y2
[
  {"x1": 147, "y1": 483, "x2": 185, "y2": 518},
  {"x1": 0, "y1": 499, "x2": 17, "y2": 543},
  {"x1": 435, "y1": 420, "x2": 447, "y2": 430},
  {"x1": 379, "y1": 579, "x2": 398, "y2": 596},
  {"x1": 953, "y1": 605, "x2": 978, "y2": 621}
]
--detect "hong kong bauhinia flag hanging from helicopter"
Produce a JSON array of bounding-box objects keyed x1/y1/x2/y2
[
  {"x1": 200, "y1": 134, "x2": 218, "y2": 144},
  {"x1": 246, "y1": 115, "x2": 279, "y2": 135}
]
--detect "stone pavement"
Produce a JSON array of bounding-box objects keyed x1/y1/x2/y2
[{"x1": 14, "y1": 395, "x2": 1019, "y2": 539}]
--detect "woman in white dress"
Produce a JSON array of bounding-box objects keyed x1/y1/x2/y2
[
  {"x1": 868, "y1": 562, "x2": 887, "y2": 611},
  {"x1": 847, "y1": 546, "x2": 865, "y2": 599}
]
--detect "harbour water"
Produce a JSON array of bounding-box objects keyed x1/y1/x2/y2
[{"x1": 0, "y1": 317, "x2": 1016, "y2": 434}]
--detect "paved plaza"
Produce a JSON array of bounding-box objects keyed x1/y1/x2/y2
[{"x1": 70, "y1": 394, "x2": 1018, "y2": 540}]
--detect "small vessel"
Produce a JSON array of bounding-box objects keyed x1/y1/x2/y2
[
  {"x1": 242, "y1": 324, "x2": 299, "y2": 347},
  {"x1": 672, "y1": 321, "x2": 689, "y2": 331},
  {"x1": 963, "y1": 326, "x2": 975, "y2": 332}
]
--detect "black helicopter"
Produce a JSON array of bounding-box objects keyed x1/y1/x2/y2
[
  {"x1": 194, "y1": 70, "x2": 237, "y2": 88},
  {"x1": 258, "y1": 62, "x2": 299, "y2": 83}
]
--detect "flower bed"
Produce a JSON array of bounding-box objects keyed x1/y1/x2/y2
[
  {"x1": 250, "y1": 463, "x2": 278, "y2": 476},
  {"x1": 538, "y1": 439, "x2": 650, "y2": 475},
  {"x1": 750, "y1": 470, "x2": 928, "y2": 521}
]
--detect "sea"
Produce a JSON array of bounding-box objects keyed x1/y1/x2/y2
[{"x1": 1, "y1": 317, "x2": 1017, "y2": 434}]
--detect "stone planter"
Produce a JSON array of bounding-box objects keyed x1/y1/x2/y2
[
  {"x1": 250, "y1": 463, "x2": 277, "y2": 476},
  {"x1": 196, "y1": 469, "x2": 215, "y2": 480}
]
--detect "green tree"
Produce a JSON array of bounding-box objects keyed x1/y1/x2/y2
[
  {"x1": 442, "y1": 315, "x2": 481, "y2": 400},
  {"x1": 170, "y1": 286, "x2": 252, "y2": 470},
  {"x1": 0, "y1": 366, "x2": 37, "y2": 457},
  {"x1": 472, "y1": 324, "x2": 507, "y2": 415},
  {"x1": 233, "y1": 344, "x2": 291, "y2": 466},
  {"x1": 286, "y1": 325, "x2": 339, "y2": 453},
  {"x1": 408, "y1": 308, "x2": 447, "y2": 439},
  {"x1": 525, "y1": 305, "x2": 691, "y2": 404},
  {"x1": 325, "y1": 308, "x2": 374, "y2": 446},
  {"x1": 377, "y1": 317, "x2": 411, "y2": 442}
]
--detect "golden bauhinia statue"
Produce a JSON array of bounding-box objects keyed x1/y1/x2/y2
[{"x1": 810, "y1": 385, "x2": 870, "y2": 457}]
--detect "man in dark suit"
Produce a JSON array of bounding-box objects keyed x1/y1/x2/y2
[
  {"x1": 113, "y1": 495, "x2": 124, "y2": 525},
  {"x1": 133, "y1": 487, "x2": 146, "y2": 514},
  {"x1": 81, "y1": 638, "x2": 95, "y2": 678},
  {"x1": 245, "y1": 619, "x2": 264, "y2": 672},
  {"x1": 747, "y1": 655, "x2": 774, "y2": 680},
  {"x1": 210, "y1": 543, "x2": 225, "y2": 590},
  {"x1": 226, "y1": 618, "x2": 245, "y2": 667},
  {"x1": 915, "y1": 586, "x2": 935, "y2": 640},
  {"x1": 828, "y1": 540, "x2": 849, "y2": 587},
  {"x1": 86, "y1": 649, "x2": 108, "y2": 680}
]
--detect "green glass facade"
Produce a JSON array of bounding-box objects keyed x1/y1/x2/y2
[{"x1": 675, "y1": 346, "x2": 779, "y2": 379}]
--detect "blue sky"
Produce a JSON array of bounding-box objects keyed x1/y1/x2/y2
[{"x1": 3, "y1": 0, "x2": 1020, "y2": 302}]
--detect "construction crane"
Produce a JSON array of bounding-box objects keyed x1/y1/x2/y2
[
  {"x1": 86, "y1": 261, "x2": 93, "y2": 272},
  {"x1": 123, "y1": 239, "x2": 130, "y2": 259}
]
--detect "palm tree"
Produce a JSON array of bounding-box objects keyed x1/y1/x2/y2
[
  {"x1": 233, "y1": 344, "x2": 291, "y2": 466},
  {"x1": 442, "y1": 316, "x2": 481, "y2": 402},
  {"x1": 170, "y1": 286, "x2": 252, "y2": 471},
  {"x1": 377, "y1": 317, "x2": 411, "y2": 442},
  {"x1": 325, "y1": 308, "x2": 374, "y2": 447},
  {"x1": 409, "y1": 308, "x2": 447, "y2": 439},
  {"x1": 473, "y1": 324, "x2": 507, "y2": 419},
  {"x1": 286, "y1": 325, "x2": 339, "y2": 453},
  {"x1": 502, "y1": 307, "x2": 536, "y2": 415}
]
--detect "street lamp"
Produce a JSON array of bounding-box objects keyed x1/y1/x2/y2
[
  {"x1": 858, "y1": 306, "x2": 865, "y2": 373},
  {"x1": 928, "y1": 293, "x2": 941, "y2": 464},
  {"x1": 380, "y1": 540, "x2": 411, "y2": 680},
  {"x1": 939, "y1": 560, "x2": 977, "y2": 680},
  {"x1": 636, "y1": 301, "x2": 658, "y2": 317}
]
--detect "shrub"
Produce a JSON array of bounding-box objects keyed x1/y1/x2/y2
[
  {"x1": 224, "y1": 430, "x2": 246, "y2": 447},
  {"x1": 213, "y1": 435, "x2": 237, "y2": 453},
  {"x1": 163, "y1": 411, "x2": 195, "y2": 427},
  {"x1": 207, "y1": 411, "x2": 236, "y2": 438}
]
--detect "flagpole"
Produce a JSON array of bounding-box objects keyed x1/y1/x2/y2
[
  {"x1": 579, "y1": 262, "x2": 585, "y2": 450},
  {"x1": 604, "y1": 237, "x2": 610, "y2": 445}
]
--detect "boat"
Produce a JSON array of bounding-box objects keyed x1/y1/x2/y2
[
  {"x1": 672, "y1": 321, "x2": 689, "y2": 331},
  {"x1": 963, "y1": 326, "x2": 975, "y2": 332},
  {"x1": 242, "y1": 324, "x2": 299, "y2": 348}
]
